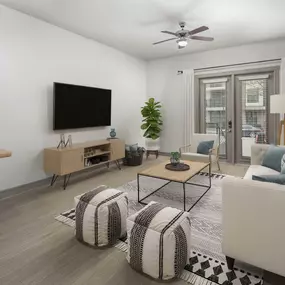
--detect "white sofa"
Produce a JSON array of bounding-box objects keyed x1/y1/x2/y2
[
  {"x1": 179, "y1": 134, "x2": 221, "y2": 170},
  {"x1": 222, "y1": 144, "x2": 285, "y2": 282}
]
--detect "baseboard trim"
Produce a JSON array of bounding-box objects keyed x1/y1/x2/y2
[
  {"x1": 0, "y1": 160, "x2": 123, "y2": 201},
  {"x1": 0, "y1": 177, "x2": 51, "y2": 200},
  {"x1": 159, "y1": 151, "x2": 170, "y2": 156}
]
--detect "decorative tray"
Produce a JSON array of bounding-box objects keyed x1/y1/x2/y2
[{"x1": 165, "y1": 163, "x2": 190, "y2": 171}]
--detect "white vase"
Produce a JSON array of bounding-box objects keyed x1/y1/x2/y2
[{"x1": 145, "y1": 138, "x2": 160, "y2": 151}]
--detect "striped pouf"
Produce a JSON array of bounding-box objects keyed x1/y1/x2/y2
[
  {"x1": 74, "y1": 185, "x2": 128, "y2": 247},
  {"x1": 126, "y1": 201, "x2": 191, "y2": 280}
]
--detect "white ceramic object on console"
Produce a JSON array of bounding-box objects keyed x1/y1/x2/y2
[{"x1": 145, "y1": 138, "x2": 160, "y2": 150}]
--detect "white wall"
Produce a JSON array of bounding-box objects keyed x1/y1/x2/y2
[
  {"x1": 147, "y1": 39, "x2": 285, "y2": 152},
  {"x1": 0, "y1": 5, "x2": 147, "y2": 191}
]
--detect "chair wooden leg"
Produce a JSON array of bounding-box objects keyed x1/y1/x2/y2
[
  {"x1": 217, "y1": 157, "x2": 221, "y2": 171},
  {"x1": 226, "y1": 256, "x2": 235, "y2": 270},
  {"x1": 146, "y1": 151, "x2": 149, "y2": 159}
]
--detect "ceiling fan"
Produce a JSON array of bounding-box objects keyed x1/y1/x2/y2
[{"x1": 153, "y1": 21, "x2": 214, "y2": 49}]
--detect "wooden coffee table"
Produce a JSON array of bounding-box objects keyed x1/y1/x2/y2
[{"x1": 137, "y1": 160, "x2": 211, "y2": 212}]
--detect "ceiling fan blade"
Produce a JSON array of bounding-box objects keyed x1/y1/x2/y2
[
  {"x1": 153, "y1": 37, "x2": 177, "y2": 45},
  {"x1": 189, "y1": 26, "x2": 209, "y2": 35},
  {"x1": 161, "y1": 30, "x2": 177, "y2": 36},
  {"x1": 178, "y1": 45, "x2": 186, "y2": 49},
  {"x1": 190, "y1": 35, "x2": 214, "y2": 41}
]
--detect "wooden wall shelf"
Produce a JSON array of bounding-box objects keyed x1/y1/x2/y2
[{"x1": 44, "y1": 139, "x2": 125, "y2": 189}]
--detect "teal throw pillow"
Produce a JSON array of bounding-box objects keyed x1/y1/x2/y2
[
  {"x1": 261, "y1": 145, "x2": 285, "y2": 172},
  {"x1": 252, "y1": 174, "x2": 285, "y2": 185},
  {"x1": 281, "y1": 154, "x2": 285, "y2": 174},
  {"x1": 197, "y1": 140, "x2": 214, "y2": 155}
]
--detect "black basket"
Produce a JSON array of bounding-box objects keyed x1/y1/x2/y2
[{"x1": 123, "y1": 147, "x2": 145, "y2": 166}]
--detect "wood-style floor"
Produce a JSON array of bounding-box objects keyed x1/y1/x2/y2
[{"x1": 0, "y1": 157, "x2": 248, "y2": 285}]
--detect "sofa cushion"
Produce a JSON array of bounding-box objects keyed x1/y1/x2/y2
[
  {"x1": 262, "y1": 145, "x2": 285, "y2": 172},
  {"x1": 244, "y1": 165, "x2": 280, "y2": 180},
  {"x1": 252, "y1": 174, "x2": 285, "y2": 185},
  {"x1": 197, "y1": 140, "x2": 214, "y2": 155}
]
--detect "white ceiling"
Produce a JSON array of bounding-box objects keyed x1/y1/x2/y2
[{"x1": 1, "y1": 0, "x2": 285, "y2": 60}]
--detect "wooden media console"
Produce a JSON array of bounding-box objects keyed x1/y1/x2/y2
[{"x1": 44, "y1": 139, "x2": 125, "y2": 189}]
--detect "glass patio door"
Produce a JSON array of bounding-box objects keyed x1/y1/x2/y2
[
  {"x1": 199, "y1": 77, "x2": 232, "y2": 160},
  {"x1": 196, "y1": 67, "x2": 279, "y2": 164},
  {"x1": 235, "y1": 73, "x2": 275, "y2": 163}
]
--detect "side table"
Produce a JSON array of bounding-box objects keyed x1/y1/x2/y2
[{"x1": 146, "y1": 150, "x2": 159, "y2": 159}]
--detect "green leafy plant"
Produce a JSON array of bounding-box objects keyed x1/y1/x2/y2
[
  {"x1": 170, "y1": 151, "x2": 180, "y2": 165},
  {"x1": 170, "y1": 152, "x2": 180, "y2": 160},
  {"x1": 141, "y1": 98, "x2": 162, "y2": 140}
]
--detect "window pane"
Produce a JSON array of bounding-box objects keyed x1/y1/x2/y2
[
  {"x1": 241, "y1": 79, "x2": 267, "y2": 157},
  {"x1": 205, "y1": 81, "x2": 226, "y2": 155}
]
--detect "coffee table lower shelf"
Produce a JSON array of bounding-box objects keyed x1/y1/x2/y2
[{"x1": 137, "y1": 168, "x2": 212, "y2": 212}]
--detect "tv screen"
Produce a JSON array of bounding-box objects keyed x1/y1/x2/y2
[{"x1": 53, "y1": 82, "x2": 111, "y2": 130}]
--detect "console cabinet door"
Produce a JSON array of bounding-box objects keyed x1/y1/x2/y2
[
  {"x1": 110, "y1": 140, "x2": 125, "y2": 160},
  {"x1": 60, "y1": 149, "x2": 84, "y2": 175}
]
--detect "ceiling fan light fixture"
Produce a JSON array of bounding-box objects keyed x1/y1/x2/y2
[
  {"x1": 177, "y1": 38, "x2": 188, "y2": 47},
  {"x1": 153, "y1": 23, "x2": 213, "y2": 47}
]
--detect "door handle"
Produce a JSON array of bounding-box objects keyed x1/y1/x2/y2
[{"x1": 228, "y1": 120, "x2": 232, "y2": 133}]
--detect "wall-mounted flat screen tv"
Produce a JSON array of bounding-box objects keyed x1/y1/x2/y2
[{"x1": 53, "y1": 82, "x2": 111, "y2": 130}]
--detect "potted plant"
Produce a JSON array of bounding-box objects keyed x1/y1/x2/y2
[
  {"x1": 170, "y1": 152, "x2": 180, "y2": 166},
  {"x1": 141, "y1": 98, "x2": 162, "y2": 151}
]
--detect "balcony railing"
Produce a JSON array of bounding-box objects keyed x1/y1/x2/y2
[{"x1": 206, "y1": 99, "x2": 225, "y2": 108}]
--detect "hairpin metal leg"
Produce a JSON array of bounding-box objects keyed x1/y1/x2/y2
[
  {"x1": 50, "y1": 174, "x2": 58, "y2": 186},
  {"x1": 63, "y1": 174, "x2": 71, "y2": 190},
  {"x1": 115, "y1": 160, "x2": 121, "y2": 170}
]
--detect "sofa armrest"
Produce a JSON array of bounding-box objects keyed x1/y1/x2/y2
[
  {"x1": 222, "y1": 176, "x2": 285, "y2": 276},
  {"x1": 251, "y1": 144, "x2": 270, "y2": 165}
]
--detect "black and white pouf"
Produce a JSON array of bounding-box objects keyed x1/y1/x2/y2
[
  {"x1": 74, "y1": 185, "x2": 128, "y2": 247},
  {"x1": 127, "y1": 201, "x2": 192, "y2": 280}
]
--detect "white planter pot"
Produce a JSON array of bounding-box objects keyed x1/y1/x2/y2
[{"x1": 145, "y1": 138, "x2": 160, "y2": 151}]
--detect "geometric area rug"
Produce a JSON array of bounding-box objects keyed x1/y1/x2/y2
[{"x1": 55, "y1": 172, "x2": 263, "y2": 285}]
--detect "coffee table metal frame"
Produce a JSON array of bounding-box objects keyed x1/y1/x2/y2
[{"x1": 137, "y1": 162, "x2": 211, "y2": 212}]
